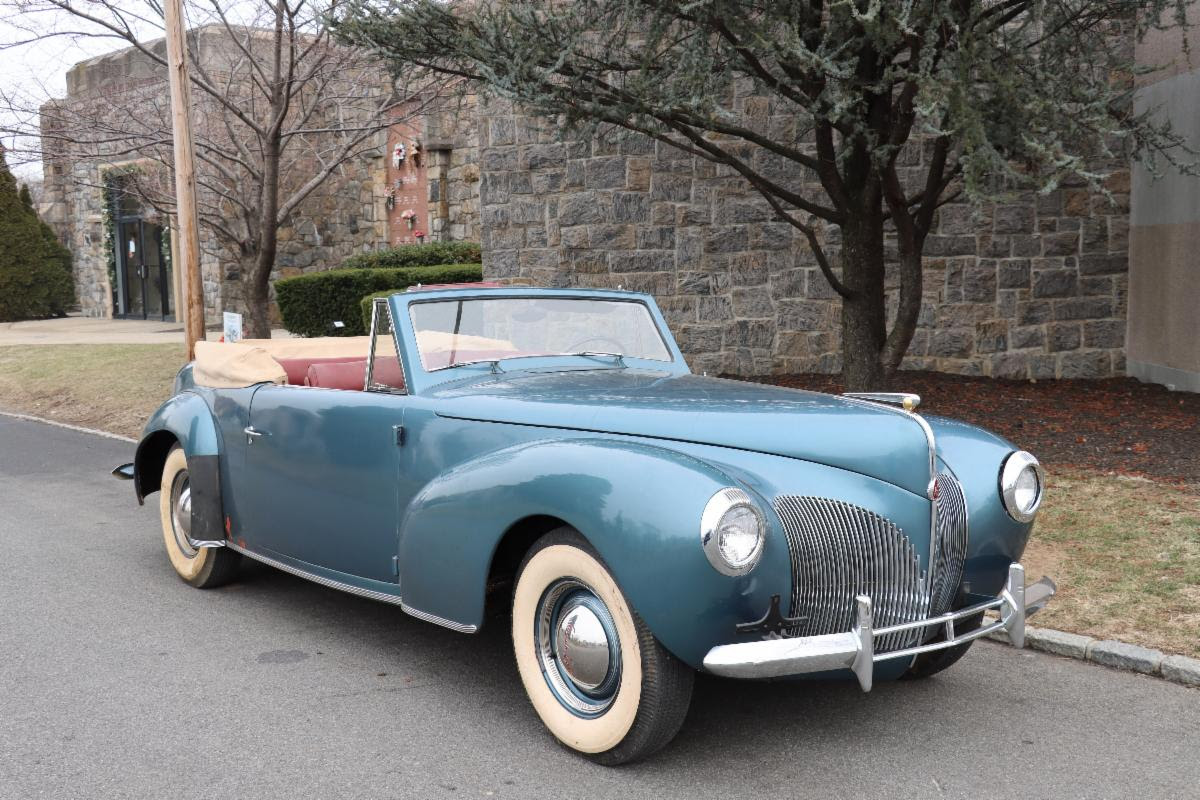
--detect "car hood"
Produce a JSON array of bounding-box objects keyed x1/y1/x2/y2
[{"x1": 429, "y1": 368, "x2": 934, "y2": 497}]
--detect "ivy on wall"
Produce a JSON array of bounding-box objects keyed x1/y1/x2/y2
[
  {"x1": 98, "y1": 165, "x2": 140, "y2": 313},
  {"x1": 99, "y1": 170, "x2": 118, "y2": 313}
]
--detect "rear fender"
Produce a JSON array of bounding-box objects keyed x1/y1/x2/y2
[
  {"x1": 133, "y1": 392, "x2": 224, "y2": 543},
  {"x1": 396, "y1": 438, "x2": 793, "y2": 667}
]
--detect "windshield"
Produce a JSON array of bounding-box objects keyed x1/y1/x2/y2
[{"x1": 408, "y1": 297, "x2": 672, "y2": 371}]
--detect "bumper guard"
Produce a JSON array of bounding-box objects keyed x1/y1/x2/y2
[{"x1": 702, "y1": 563, "x2": 1055, "y2": 691}]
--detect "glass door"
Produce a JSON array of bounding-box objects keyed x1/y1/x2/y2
[
  {"x1": 118, "y1": 220, "x2": 146, "y2": 318},
  {"x1": 114, "y1": 216, "x2": 172, "y2": 320},
  {"x1": 142, "y1": 223, "x2": 168, "y2": 319}
]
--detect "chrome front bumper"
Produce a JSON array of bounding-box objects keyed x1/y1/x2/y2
[{"x1": 702, "y1": 563, "x2": 1055, "y2": 691}]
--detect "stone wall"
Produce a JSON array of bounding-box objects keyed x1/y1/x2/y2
[
  {"x1": 42, "y1": 27, "x2": 395, "y2": 325},
  {"x1": 474, "y1": 103, "x2": 1130, "y2": 379},
  {"x1": 424, "y1": 95, "x2": 481, "y2": 243}
]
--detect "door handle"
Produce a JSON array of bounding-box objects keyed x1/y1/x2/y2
[{"x1": 244, "y1": 426, "x2": 267, "y2": 444}]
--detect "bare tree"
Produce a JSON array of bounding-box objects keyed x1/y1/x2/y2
[{"x1": 3, "y1": 0, "x2": 436, "y2": 337}]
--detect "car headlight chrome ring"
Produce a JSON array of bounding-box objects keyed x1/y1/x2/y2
[
  {"x1": 700, "y1": 487, "x2": 766, "y2": 576},
  {"x1": 1000, "y1": 451, "x2": 1045, "y2": 523}
]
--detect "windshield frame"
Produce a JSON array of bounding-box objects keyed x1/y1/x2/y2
[{"x1": 390, "y1": 287, "x2": 689, "y2": 394}]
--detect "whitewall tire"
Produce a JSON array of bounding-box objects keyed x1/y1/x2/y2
[
  {"x1": 159, "y1": 445, "x2": 240, "y2": 588},
  {"x1": 512, "y1": 528, "x2": 693, "y2": 765}
]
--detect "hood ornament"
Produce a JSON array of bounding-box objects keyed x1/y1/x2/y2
[{"x1": 842, "y1": 392, "x2": 921, "y2": 413}]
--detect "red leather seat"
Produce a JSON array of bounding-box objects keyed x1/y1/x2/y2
[
  {"x1": 305, "y1": 357, "x2": 406, "y2": 392},
  {"x1": 372, "y1": 357, "x2": 406, "y2": 390},
  {"x1": 305, "y1": 360, "x2": 366, "y2": 390},
  {"x1": 276, "y1": 356, "x2": 363, "y2": 386}
]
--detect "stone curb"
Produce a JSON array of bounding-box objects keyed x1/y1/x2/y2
[
  {"x1": 985, "y1": 625, "x2": 1200, "y2": 688},
  {"x1": 0, "y1": 410, "x2": 137, "y2": 443}
]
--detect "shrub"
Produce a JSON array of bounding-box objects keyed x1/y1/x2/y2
[
  {"x1": 339, "y1": 241, "x2": 481, "y2": 271},
  {"x1": 360, "y1": 289, "x2": 399, "y2": 333},
  {"x1": 0, "y1": 155, "x2": 74, "y2": 322},
  {"x1": 276, "y1": 263, "x2": 483, "y2": 337}
]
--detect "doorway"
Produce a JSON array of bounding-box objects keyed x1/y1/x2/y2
[{"x1": 110, "y1": 180, "x2": 173, "y2": 321}]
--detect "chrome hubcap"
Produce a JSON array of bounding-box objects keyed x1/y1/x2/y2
[
  {"x1": 170, "y1": 471, "x2": 197, "y2": 558},
  {"x1": 556, "y1": 603, "x2": 611, "y2": 691},
  {"x1": 536, "y1": 580, "x2": 621, "y2": 717}
]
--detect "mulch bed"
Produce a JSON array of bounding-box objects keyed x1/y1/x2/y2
[{"x1": 746, "y1": 372, "x2": 1200, "y2": 487}]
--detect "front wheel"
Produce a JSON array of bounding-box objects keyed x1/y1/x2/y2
[
  {"x1": 512, "y1": 528, "x2": 693, "y2": 765},
  {"x1": 159, "y1": 445, "x2": 241, "y2": 588},
  {"x1": 903, "y1": 612, "x2": 983, "y2": 680}
]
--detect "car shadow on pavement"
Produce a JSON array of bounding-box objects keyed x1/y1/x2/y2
[{"x1": 230, "y1": 557, "x2": 970, "y2": 769}]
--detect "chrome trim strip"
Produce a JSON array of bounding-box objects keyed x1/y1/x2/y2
[
  {"x1": 227, "y1": 541, "x2": 408, "y2": 606},
  {"x1": 842, "y1": 392, "x2": 921, "y2": 411},
  {"x1": 188, "y1": 539, "x2": 227, "y2": 549},
  {"x1": 399, "y1": 602, "x2": 479, "y2": 634},
  {"x1": 839, "y1": 392, "x2": 940, "y2": 597},
  {"x1": 227, "y1": 542, "x2": 480, "y2": 633},
  {"x1": 702, "y1": 562, "x2": 1055, "y2": 689},
  {"x1": 365, "y1": 297, "x2": 383, "y2": 391}
]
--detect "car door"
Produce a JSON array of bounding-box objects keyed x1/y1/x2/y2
[{"x1": 239, "y1": 310, "x2": 410, "y2": 583}]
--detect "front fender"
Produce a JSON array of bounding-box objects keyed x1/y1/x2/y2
[
  {"x1": 396, "y1": 438, "x2": 793, "y2": 668},
  {"x1": 930, "y1": 416, "x2": 1036, "y2": 597}
]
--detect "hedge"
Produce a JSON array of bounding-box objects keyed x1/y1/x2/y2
[
  {"x1": 339, "y1": 241, "x2": 481, "y2": 271},
  {"x1": 360, "y1": 289, "x2": 400, "y2": 333},
  {"x1": 275, "y1": 263, "x2": 482, "y2": 337},
  {"x1": 0, "y1": 159, "x2": 74, "y2": 322}
]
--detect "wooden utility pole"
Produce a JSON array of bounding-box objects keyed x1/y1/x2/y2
[{"x1": 163, "y1": 0, "x2": 205, "y2": 359}]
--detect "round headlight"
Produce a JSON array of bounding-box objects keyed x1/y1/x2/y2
[
  {"x1": 700, "y1": 488, "x2": 766, "y2": 575},
  {"x1": 1000, "y1": 451, "x2": 1045, "y2": 523}
]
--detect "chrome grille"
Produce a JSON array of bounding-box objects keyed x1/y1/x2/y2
[
  {"x1": 929, "y1": 473, "x2": 969, "y2": 616},
  {"x1": 773, "y1": 496, "x2": 930, "y2": 652}
]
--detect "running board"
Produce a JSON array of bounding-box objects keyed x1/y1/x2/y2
[{"x1": 225, "y1": 541, "x2": 478, "y2": 633}]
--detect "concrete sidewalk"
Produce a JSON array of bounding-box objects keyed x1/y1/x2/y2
[{"x1": 0, "y1": 314, "x2": 291, "y2": 345}]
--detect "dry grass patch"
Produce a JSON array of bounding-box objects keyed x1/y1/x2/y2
[
  {"x1": 0, "y1": 344, "x2": 184, "y2": 439},
  {"x1": 1024, "y1": 470, "x2": 1200, "y2": 658}
]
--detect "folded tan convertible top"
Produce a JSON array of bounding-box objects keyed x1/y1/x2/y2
[
  {"x1": 192, "y1": 332, "x2": 519, "y2": 388},
  {"x1": 192, "y1": 337, "x2": 372, "y2": 388}
]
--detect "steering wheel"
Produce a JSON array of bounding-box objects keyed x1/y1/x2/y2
[{"x1": 563, "y1": 336, "x2": 626, "y2": 354}]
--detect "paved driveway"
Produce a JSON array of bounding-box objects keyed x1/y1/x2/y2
[
  {"x1": 0, "y1": 314, "x2": 292, "y2": 345},
  {"x1": 1, "y1": 415, "x2": 1197, "y2": 799}
]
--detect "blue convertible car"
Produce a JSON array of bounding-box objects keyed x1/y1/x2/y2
[{"x1": 116, "y1": 286, "x2": 1054, "y2": 764}]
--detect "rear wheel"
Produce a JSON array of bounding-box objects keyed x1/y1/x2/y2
[
  {"x1": 511, "y1": 528, "x2": 693, "y2": 765},
  {"x1": 159, "y1": 445, "x2": 240, "y2": 588}
]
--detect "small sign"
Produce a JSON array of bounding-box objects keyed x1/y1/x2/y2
[{"x1": 223, "y1": 311, "x2": 243, "y2": 343}]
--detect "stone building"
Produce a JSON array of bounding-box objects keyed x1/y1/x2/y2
[
  {"x1": 41, "y1": 24, "x2": 1194, "y2": 390},
  {"x1": 40, "y1": 27, "x2": 479, "y2": 325},
  {"x1": 437, "y1": 43, "x2": 1196, "y2": 386},
  {"x1": 1128, "y1": 14, "x2": 1200, "y2": 392},
  {"x1": 469, "y1": 105, "x2": 1132, "y2": 381}
]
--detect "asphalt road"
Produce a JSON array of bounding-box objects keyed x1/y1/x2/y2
[{"x1": 1, "y1": 415, "x2": 1197, "y2": 800}]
